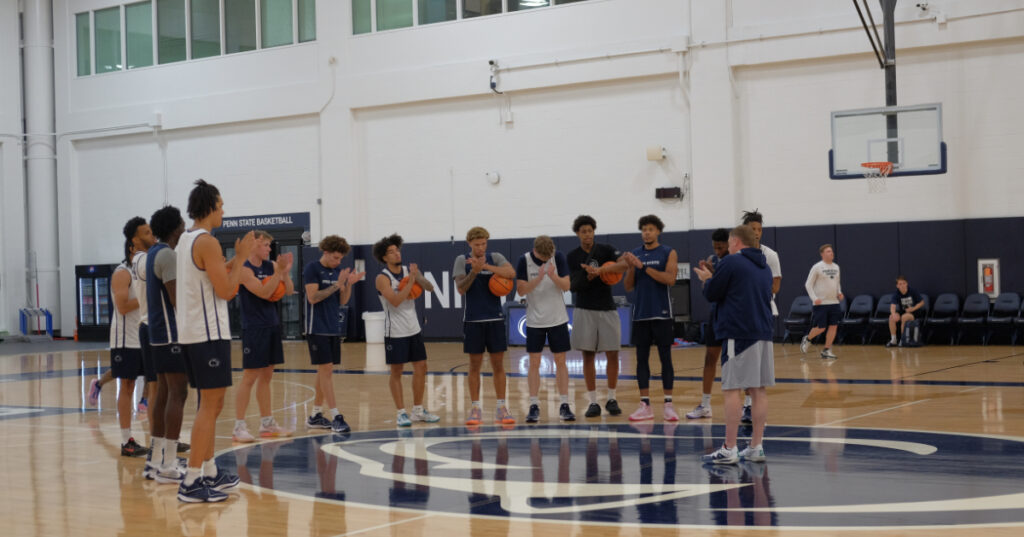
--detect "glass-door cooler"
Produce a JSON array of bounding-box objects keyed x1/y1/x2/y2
[{"x1": 76, "y1": 264, "x2": 116, "y2": 341}]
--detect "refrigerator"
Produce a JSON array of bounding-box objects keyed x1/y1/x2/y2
[{"x1": 76, "y1": 264, "x2": 116, "y2": 341}]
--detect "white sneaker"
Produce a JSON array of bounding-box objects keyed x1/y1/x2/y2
[
  {"x1": 232, "y1": 423, "x2": 256, "y2": 443},
  {"x1": 800, "y1": 336, "x2": 810, "y2": 353},
  {"x1": 739, "y1": 444, "x2": 766, "y2": 462},
  {"x1": 685, "y1": 404, "x2": 712, "y2": 419},
  {"x1": 411, "y1": 408, "x2": 440, "y2": 423},
  {"x1": 821, "y1": 348, "x2": 837, "y2": 359},
  {"x1": 701, "y1": 445, "x2": 739, "y2": 465}
]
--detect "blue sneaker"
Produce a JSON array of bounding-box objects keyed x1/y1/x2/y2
[
  {"x1": 332, "y1": 414, "x2": 351, "y2": 433},
  {"x1": 143, "y1": 461, "x2": 157, "y2": 480},
  {"x1": 203, "y1": 469, "x2": 240, "y2": 492},
  {"x1": 701, "y1": 445, "x2": 739, "y2": 465},
  {"x1": 307, "y1": 412, "x2": 331, "y2": 429},
  {"x1": 396, "y1": 410, "x2": 412, "y2": 427},
  {"x1": 178, "y1": 479, "x2": 228, "y2": 503},
  {"x1": 525, "y1": 404, "x2": 541, "y2": 423}
]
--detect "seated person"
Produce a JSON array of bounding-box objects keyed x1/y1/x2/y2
[{"x1": 887, "y1": 275, "x2": 923, "y2": 347}]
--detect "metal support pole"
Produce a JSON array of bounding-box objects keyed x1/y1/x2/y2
[{"x1": 882, "y1": 0, "x2": 898, "y2": 164}]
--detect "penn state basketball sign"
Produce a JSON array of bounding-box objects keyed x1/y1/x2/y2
[{"x1": 219, "y1": 424, "x2": 1024, "y2": 529}]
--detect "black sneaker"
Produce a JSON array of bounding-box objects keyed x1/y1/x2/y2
[
  {"x1": 584, "y1": 403, "x2": 601, "y2": 418},
  {"x1": 885, "y1": 340, "x2": 899, "y2": 348},
  {"x1": 307, "y1": 412, "x2": 331, "y2": 429},
  {"x1": 332, "y1": 414, "x2": 351, "y2": 434},
  {"x1": 178, "y1": 479, "x2": 227, "y2": 503},
  {"x1": 204, "y1": 468, "x2": 240, "y2": 492},
  {"x1": 740, "y1": 405, "x2": 753, "y2": 425},
  {"x1": 525, "y1": 404, "x2": 541, "y2": 423},
  {"x1": 605, "y1": 399, "x2": 622, "y2": 416},
  {"x1": 176, "y1": 442, "x2": 190, "y2": 453},
  {"x1": 121, "y1": 438, "x2": 150, "y2": 458},
  {"x1": 559, "y1": 403, "x2": 576, "y2": 421}
]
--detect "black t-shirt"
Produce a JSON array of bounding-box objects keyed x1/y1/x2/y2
[
  {"x1": 896, "y1": 287, "x2": 923, "y2": 313},
  {"x1": 568, "y1": 243, "x2": 621, "y2": 311}
]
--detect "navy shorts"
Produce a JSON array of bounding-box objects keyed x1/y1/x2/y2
[
  {"x1": 182, "y1": 340, "x2": 233, "y2": 390},
  {"x1": 811, "y1": 304, "x2": 843, "y2": 328},
  {"x1": 151, "y1": 343, "x2": 187, "y2": 374},
  {"x1": 525, "y1": 323, "x2": 571, "y2": 354},
  {"x1": 109, "y1": 347, "x2": 143, "y2": 379},
  {"x1": 385, "y1": 332, "x2": 428, "y2": 365},
  {"x1": 463, "y1": 321, "x2": 507, "y2": 354},
  {"x1": 138, "y1": 324, "x2": 157, "y2": 382},
  {"x1": 307, "y1": 334, "x2": 341, "y2": 365},
  {"x1": 242, "y1": 327, "x2": 285, "y2": 369}
]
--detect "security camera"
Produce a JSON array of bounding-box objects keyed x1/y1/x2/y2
[
  {"x1": 488, "y1": 60, "x2": 495, "y2": 66},
  {"x1": 915, "y1": 2, "x2": 929, "y2": 11}
]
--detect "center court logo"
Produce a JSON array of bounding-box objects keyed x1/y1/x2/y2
[{"x1": 219, "y1": 424, "x2": 1024, "y2": 529}]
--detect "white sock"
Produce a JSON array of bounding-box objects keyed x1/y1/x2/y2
[
  {"x1": 413, "y1": 405, "x2": 424, "y2": 414},
  {"x1": 261, "y1": 416, "x2": 274, "y2": 427},
  {"x1": 120, "y1": 428, "x2": 132, "y2": 444},
  {"x1": 586, "y1": 391, "x2": 597, "y2": 404},
  {"x1": 152, "y1": 437, "x2": 165, "y2": 464},
  {"x1": 495, "y1": 399, "x2": 506, "y2": 409},
  {"x1": 560, "y1": 394, "x2": 569, "y2": 405},
  {"x1": 328, "y1": 408, "x2": 339, "y2": 419},
  {"x1": 185, "y1": 467, "x2": 202, "y2": 486},
  {"x1": 471, "y1": 400, "x2": 481, "y2": 409},
  {"x1": 744, "y1": 395, "x2": 752, "y2": 407},
  {"x1": 890, "y1": 335, "x2": 898, "y2": 343},
  {"x1": 203, "y1": 458, "x2": 217, "y2": 477},
  {"x1": 607, "y1": 389, "x2": 616, "y2": 401},
  {"x1": 312, "y1": 405, "x2": 323, "y2": 416},
  {"x1": 397, "y1": 408, "x2": 407, "y2": 416},
  {"x1": 163, "y1": 440, "x2": 178, "y2": 468},
  {"x1": 701, "y1": 393, "x2": 712, "y2": 406},
  {"x1": 235, "y1": 419, "x2": 247, "y2": 429},
  {"x1": 529, "y1": 396, "x2": 540, "y2": 406}
]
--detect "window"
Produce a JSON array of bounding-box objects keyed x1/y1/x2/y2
[
  {"x1": 94, "y1": 7, "x2": 121, "y2": 73},
  {"x1": 76, "y1": 13, "x2": 91, "y2": 76},
  {"x1": 377, "y1": 0, "x2": 413, "y2": 31},
  {"x1": 157, "y1": 0, "x2": 186, "y2": 64},
  {"x1": 418, "y1": 0, "x2": 456, "y2": 25},
  {"x1": 125, "y1": 2, "x2": 153, "y2": 69},
  {"x1": 352, "y1": 0, "x2": 371, "y2": 34},
  {"x1": 463, "y1": 0, "x2": 502, "y2": 19},
  {"x1": 225, "y1": 0, "x2": 258, "y2": 54},
  {"x1": 298, "y1": 0, "x2": 316, "y2": 42},
  {"x1": 191, "y1": 0, "x2": 221, "y2": 59},
  {"x1": 261, "y1": 0, "x2": 293, "y2": 48},
  {"x1": 509, "y1": 0, "x2": 550, "y2": 11}
]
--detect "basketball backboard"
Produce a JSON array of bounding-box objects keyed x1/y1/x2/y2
[{"x1": 829, "y1": 103, "x2": 946, "y2": 179}]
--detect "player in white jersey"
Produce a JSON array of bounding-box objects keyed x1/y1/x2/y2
[
  {"x1": 112, "y1": 217, "x2": 154, "y2": 457},
  {"x1": 373, "y1": 234, "x2": 441, "y2": 427},
  {"x1": 175, "y1": 179, "x2": 254, "y2": 503},
  {"x1": 130, "y1": 224, "x2": 160, "y2": 474},
  {"x1": 741, "y1": 209, "x2": 781, "y2": 425}
]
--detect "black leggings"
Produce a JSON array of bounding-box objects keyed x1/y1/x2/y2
[{"x1": 634, "y1": 319, "x2": 674, "y2": 391}]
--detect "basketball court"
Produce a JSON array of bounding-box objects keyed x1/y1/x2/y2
[{"x1": 1, "y1": 339, "x2": 1022, "y2": 536}]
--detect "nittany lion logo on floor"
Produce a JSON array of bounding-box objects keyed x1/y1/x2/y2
[{"x1": 218, "y1": 424, "x2": 1024, "y2": 529}]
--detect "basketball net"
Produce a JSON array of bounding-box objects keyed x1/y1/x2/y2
[{"x1": 862, "y1": 161, "x2": 893, "y2": 194}]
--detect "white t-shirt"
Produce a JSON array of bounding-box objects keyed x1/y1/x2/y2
[
  {"x1": 760, "y1": 244, "x2": 781, "y2": 316},
  {"x1": 805, "y1": 261, "x2": 842, "y2": 305}
]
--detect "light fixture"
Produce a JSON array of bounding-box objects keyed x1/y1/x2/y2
[{"x1": 646, "y1": 146, "x2": 666, "y2": 161}]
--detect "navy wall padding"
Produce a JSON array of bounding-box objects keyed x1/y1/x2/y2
[
  {"x1": 771, "y1": 225, "x2": 835, "y2": 336},
  {"x1": 899, "y1": 220, "x2": 965, "y2": 300},
  {"x1": 963, "y1": 218, "x2": 1024, "y2": 296},
  {"x1": 836, "y1": 222, "x2": 899, "y2": 300}
]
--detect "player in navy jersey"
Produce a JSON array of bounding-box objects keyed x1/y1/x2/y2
[
  {"x1": 303, "y1": 235, "x2": 362, "y2": 433},
  {"x1": 373, "y1": 234, "x2": 440, "y2": 427},
  {"x1": 233, "y1": 230, "x2": 295, "y2": 442},
  {"x1": 145, "y1": 205, "x2": 191, "y2": 483},
  {"x1": 622, "y1": 214, "x2": 681, "y2": 422},
  {"x1": 687, "y1": 228, "x2": 730, "y2": 420},
  {"x1": 453, "y1": 226, "x2": 517, "y2": 426},
  {"x1": 176, "y1": 179, "x2": 254, "y2": 503},
  {"x1": 567, "y1": 215, "x2": 628, "y2": 418}
]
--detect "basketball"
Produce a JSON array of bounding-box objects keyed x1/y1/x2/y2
[
  {"x1": 399, "y1": 276, "x2": 423, "y2": 299},
  {"x1": 488, "y1": 275, "x2": 514, "y2": 296},
  {"x1": 262, "y1": 276, "x2": 287, "y2": 302},
  {"x1": 599, "y1": 261, "x2": 623, "y2": 286}
]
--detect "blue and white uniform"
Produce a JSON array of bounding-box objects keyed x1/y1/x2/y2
[
  {"x1": 175, "y1": 228, "x2": 232, "y2": 389},
  {"x1": 303, "y1": 260, "x2": 342, "y2": 365},
  {"x1": 146, "y1": 242, "x2": 186, "y2": 374},
  {"x1": 109, "y1": 262, "x2": 144, "y2": 379},
  {"x1": 240, "y1": 259, "x2": 284, "y2": 369},
  {"x1": 379, "y1": 266, "x2": 426, "y2": 364}
]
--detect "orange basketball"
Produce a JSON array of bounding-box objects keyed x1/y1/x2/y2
[
  {"x1": 261, "y1": 276, "x2": 287, "y2": 302},
  {"x1": 488, "y1": 275, "x2": 514, "y2": 297},
  {"x1": 599, "y1": 261, "x2": 623, "y2": 286},
  {"x1": 399, "y1": 276, "x2": 423, "y2": 299}
]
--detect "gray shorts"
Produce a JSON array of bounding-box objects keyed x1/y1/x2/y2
[
  {"x1": 721, "y1": 339, "x2": 775, "y2": 390},
  {"x1": 570, "y1": 308, "x2": 621, "y2": 352}
]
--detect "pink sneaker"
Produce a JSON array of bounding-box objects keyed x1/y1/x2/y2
[
  {"x1": 258, "y1": 420, "x2": 293, "y2": 438},
  {"x1": 663, "y1": 403, "x2": 680, "y2": 422},
  {"x1": 629, "y1": 402, "x2": 654, "y2": 421},
  {"x1": 87, "y1": 378, "x2": 101, "y2": 406}
]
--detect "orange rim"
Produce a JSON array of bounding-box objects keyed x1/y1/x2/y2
[{"x1": 861, "y1": 161, "x2": 893, "y2": 175}]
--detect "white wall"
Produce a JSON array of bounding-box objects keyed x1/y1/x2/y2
[
  {"x1": 18, "y1": 0, "x2": 1024, "y2": 331},
  {"x1": 0, "y1": 0, "x2": 26, "y2": 334}
]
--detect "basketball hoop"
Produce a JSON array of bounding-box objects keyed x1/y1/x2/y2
[{"x1": 862, "y1": 161, "x2": 893, "y2": 193}]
